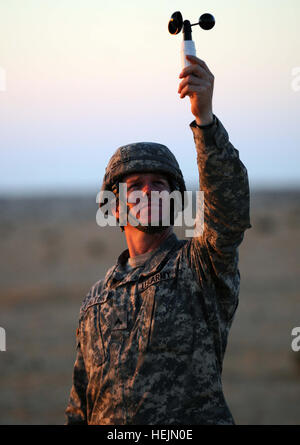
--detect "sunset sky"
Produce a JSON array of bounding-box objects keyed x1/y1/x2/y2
[{"x1": 0, "y1": 0, "x2": 299, "y2": 195}]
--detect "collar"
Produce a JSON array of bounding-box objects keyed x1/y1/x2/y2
[{"x1": 105, "y1": 232, "x2": 180, "y2": 288}]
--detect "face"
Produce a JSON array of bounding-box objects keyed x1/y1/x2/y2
[{"x1": 117, "y1": 172, "x2": 172, "y2": 229}]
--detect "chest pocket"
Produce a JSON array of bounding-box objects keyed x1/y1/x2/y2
[
  {"x1": 81, "y1": 307, "x2": 105, "y2": 370},
  {"x1": 138, "y1": 269, "x2": 194, "y2": 355},
  {"x1": 82, "y1": 289, "x2": 127, "y2": 369}
]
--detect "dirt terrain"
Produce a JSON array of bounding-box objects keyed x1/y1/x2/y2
[{"x1": 0, "y1": 189, "x2": 299, "y2": 424}]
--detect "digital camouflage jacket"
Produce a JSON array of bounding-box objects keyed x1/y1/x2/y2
[{"x1": 65, "y1": 115, "x2": 251, "y2": 425}]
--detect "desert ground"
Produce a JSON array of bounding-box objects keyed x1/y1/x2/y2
[{"x1": 0, "y1": 189, "x2": 299, "y2": 424}]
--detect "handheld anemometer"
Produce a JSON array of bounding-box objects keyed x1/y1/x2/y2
[{"x1": 168, "y1": 11, "x2": 215, "y2": 68}]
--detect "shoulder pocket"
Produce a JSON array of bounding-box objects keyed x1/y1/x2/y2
[{"x1": 80, "y1": 290, "x2": 112, "y2": 368}]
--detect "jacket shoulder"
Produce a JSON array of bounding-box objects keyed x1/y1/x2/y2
[
  {"x1": 79, "y1": 264, "x2": 116, "y2": 318},
  {"x1": 79, "y1": 279, "x2": 105, "y2": 318}
]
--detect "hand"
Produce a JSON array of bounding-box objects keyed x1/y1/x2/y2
[{"x1": 178, "y1": 55, "x2": 214, "y2": 126}]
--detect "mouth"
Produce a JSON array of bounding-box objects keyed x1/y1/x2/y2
[
  {"x1": 140, "y1": 201, "x2": 161, "y2": 209},
  {"x1": 135, "y1": 204, "x2": 162, "y2": 222}
]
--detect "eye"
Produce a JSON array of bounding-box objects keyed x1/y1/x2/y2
[
  {"x1": 154, "y1": 180, "x2": 168, "y2": 188},
  {"x1": 127, "y1": 182, "x2": 140, "y2": 190}
]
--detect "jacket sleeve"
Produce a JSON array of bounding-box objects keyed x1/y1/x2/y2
[
  {"x1": 184, "y1": 115, "x2": 251, "y2": 323},
  {"x1": 65, "y1": 322, "x2": 88, "y2": 425}
]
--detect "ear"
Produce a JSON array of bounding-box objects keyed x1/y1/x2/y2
[
  {"x1": 112, "y1": 200, "x2": 126, "y2": 232},
  {"x1": 111, "y1": 200, "x2": 119, "y2": 220}
]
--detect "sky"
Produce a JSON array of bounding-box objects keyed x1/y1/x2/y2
[{"x1": 0, "y1": 0, "x2": 300, "y2": 196}]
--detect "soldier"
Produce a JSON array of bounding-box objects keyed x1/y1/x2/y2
[{"x1": 65, "y1": 55, "x2": 251, "y2": 425}]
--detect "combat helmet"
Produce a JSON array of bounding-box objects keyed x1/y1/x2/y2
[{"x1": 99, "y1": 141, "x2": 186, "y2": 209}]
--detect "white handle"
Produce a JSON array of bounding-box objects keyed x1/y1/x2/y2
[{"x1": 181, "y1": 40, "x2": 196, "y2": 69}]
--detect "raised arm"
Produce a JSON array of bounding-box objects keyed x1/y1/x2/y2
[
  {"x1": 178, "y1": 55, "x2": 251, "y2": 324},
  {"x1": 188, "y1": 115, "x2": 251, "y2": 316}
]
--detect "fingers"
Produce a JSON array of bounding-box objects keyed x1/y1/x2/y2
[
  {"x1": 185, "y1": 55, "x2": 213, "y2": 76},
  {"x1": 179, "y1": 64, "x2": 209, "y2": 82},
  {"x1": 179, "y1": 55, "x2": 214, "y2": 80},
  {"x1": 179, "y1": 81, "x2": 211, "y2": 99},
  {"x1": 178, "y1": 56, "x2": 214, "y2": 98},
  {"x1": 178, "y1": 75, "x2": 209, "y2": 96}
]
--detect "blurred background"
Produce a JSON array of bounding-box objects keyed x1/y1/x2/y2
[{"x1": 0, "y1": 0, "x2": 299, "y2": 424}]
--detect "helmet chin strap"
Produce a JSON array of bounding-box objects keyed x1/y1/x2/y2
[{"x1": 133, "y1": 224, "x2": 171, "y2": 234}]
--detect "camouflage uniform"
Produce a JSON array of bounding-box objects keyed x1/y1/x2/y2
[{"x1": 65, "y1": 115, "x2": 251, "y2": 425}]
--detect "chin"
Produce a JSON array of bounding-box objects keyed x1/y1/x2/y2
[{"x1": 133, "y1": 224, "x2": 171, "y2": 234}]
